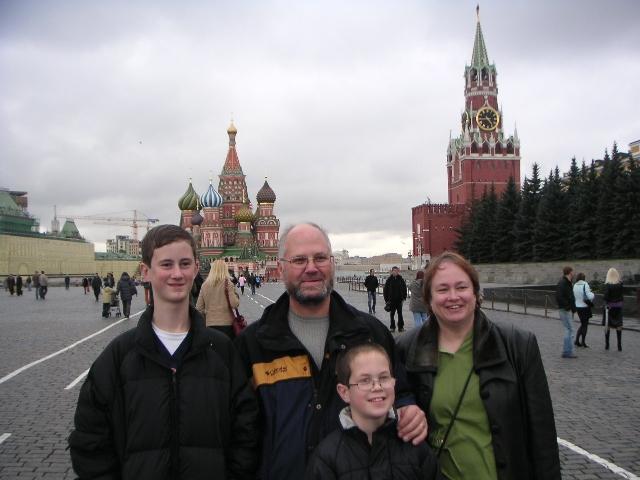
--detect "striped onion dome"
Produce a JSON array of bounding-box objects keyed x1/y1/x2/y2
[
  {"x1": 256, "y1": 177, "x2": 276, "y2": 203},
  {"x1": 200, "y1": 180, "x2": 223, "y2": 208},
  {"x1": 178, "y1": 180, "x2": 199, "y2": 211},
  {"x1": 235, "y1": 203, "x2": 254, "y2": 223}
]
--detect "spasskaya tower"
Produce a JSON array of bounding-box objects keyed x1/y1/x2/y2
[{"x1": 411, "y1": 6, "x2": 521, "y2": 261}]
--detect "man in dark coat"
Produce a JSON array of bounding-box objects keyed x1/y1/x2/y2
[
  {"x1": 91, "y1": 274, "x2": 102, "y2": 302},
  {"x1": 116, "y1": 272, "x2": 137, "y2": 318},
  {"x1": 383, "y1": 267, "x2": 407, "y2": 332},
  {"x1": 235, "y1": 223, "x2": 428, "y2": 480},
  {"x1": 556, "y1": 265, "x2": 576, "y2": 358},
  {"x1": 364, "y1": 269, "x2": 379, "y2": 314},
  {"x1": 69, "y1": 224, "x2": 259, "y2": 480}
]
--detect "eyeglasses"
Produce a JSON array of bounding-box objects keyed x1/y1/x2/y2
[
  {"x1": 348, "y1": 376, "x2": 396, "y2": 392},
  {"x1": 279, "y1": 254, "x2": 333, "y2": 269}
]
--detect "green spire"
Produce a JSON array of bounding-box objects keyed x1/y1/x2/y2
[{"x1": 471, "y1": 5, "x2": 490, "y2": 68}]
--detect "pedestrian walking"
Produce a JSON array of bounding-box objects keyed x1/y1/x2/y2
[
  {"x1": 26, "y1": 275, "x2": 32, "y2": 292},
  {"x1": 573, "y1": 272, "x2": 594, "y2": 348},
  {"x1": 69, "y1": 224, "x2": 259, "y2": 479},
  {"x1": 398, "y1": 251, "x2": 561, "y2": 479},
  {"x1": 116, "y1": 272, "x2": 137, "y2": 318},
  {"x1": 32, "y1": 271, "x2": 40, "y2": 299},
  {"x1": 238, "y1": 274, "x2": 246, "y2": 295},
  {"x1": 364, "y1": 269, "x2": 379, "y2": 314},
  {"x1": 82, "y1": 277, "x2": 89, "y2": 295},
  {"x1": 249, "y1": 272, "x2": 256, "y2": 295},
  {"x1": 7, "y1": 274, "x2": 15, "y2": 295},
  {"x1": 555, "y1": 266, "x2": 577, "y2": 358},
  {"x1": 102, "y1": 279, "x2": 114, "y2": 318},
  {"x1": 603, "y1": 267, "x2": 624, "y2": 351},
  {"x1": 255, "y1": 275, "x2": 261, "y2": 288},
  {"x1": 38, "y1": 271, "x2": 48, "y2": 299},
  {"x1": 91, "y1": 274, "x2": 102, "y2": 302},
  {"x1": 383, "y1": 266, "x2": 407, "y2": 332},
  {"x1": 408, "y1": 270, "x2": 429, "y2": 328},
  {"x1": 195, "y1": 259, "x2": 240, "y2": 339},
  {"x1": 15, "y1": 275, "x2": 23, "y2": 296},
  {"x1": 64, "y1": 275, "x2": 70, "y2": 290}
]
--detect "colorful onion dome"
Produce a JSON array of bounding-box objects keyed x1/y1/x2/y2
[
  {"x1": 235, "y1": 203, "x2": 254, "y2": 223},
  {"x1": 191, "y1": 211, "x2": 203, "y2": 226},
  {"x1": 256, "y1": 177, "x2": 276, "y2": 203},
  {"x1": 178, "y1": 180, "x2": 199, "y2": 211},
  {"x1": 200, "y1": 180, "x2": 223, "y2": 208}
]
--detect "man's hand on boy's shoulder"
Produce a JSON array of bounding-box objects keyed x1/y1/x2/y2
[{"x1": 397, "y1": 405, "x2": 428, "y2": 445}]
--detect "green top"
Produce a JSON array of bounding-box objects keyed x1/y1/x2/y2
[{"x1": 428, "y1": 332, "x2": 497, "y2": 480}]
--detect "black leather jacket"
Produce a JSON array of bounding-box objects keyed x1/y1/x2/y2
[{"x1": 397, "y1": 310, "x2": 561, "y2": 480}]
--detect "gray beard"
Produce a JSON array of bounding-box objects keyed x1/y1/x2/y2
[{"x1": 289, "y1": 278, "x2": 334, "y2": 305}]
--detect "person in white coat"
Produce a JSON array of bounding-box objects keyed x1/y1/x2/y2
[{"x1": 573, "y1": 272, "x2": 595, "y2": 348}]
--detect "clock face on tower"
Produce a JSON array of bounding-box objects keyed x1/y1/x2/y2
[{"x1": 476, "y1": 106, "x2": 500, "y2": 131}]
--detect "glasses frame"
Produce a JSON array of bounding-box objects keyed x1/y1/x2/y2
[
  {"x1": 279, "y1": 254, "x2": 334, "y2": 269},
  {"x1": 347, "y1": 376, "x2": 396, "y2": 392}
]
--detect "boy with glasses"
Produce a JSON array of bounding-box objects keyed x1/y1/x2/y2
[{"x1": 305, "y1": 343, "x2": 440, "y2": 479}]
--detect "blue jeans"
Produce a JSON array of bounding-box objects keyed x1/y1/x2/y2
[
  {"x1": 413, "y1": 311, "x2": 428, "y2": 328},
  {"x1": 559, "y1": 309, "x2": 574, "y2": 356},
  {"x1": 367, "y1": 291, "x2": 377, "y2": 313}
]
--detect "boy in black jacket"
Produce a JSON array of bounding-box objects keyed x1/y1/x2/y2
[
  {"x1": 69, "y1": 224, "x2": 259, "y2": 480},
  {"x1": 305, "y1": 343, "x2": 440, "y2": 480}
]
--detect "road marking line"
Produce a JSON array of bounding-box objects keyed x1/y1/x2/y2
[
  {"x1": 65, "y1": 368, "x2": 90, "y2": 390},
  {"x1": 256, "y1": 293, "x2": 276, "y2": 304},
  {"x1": 0, "y1": 310, "x2": 144, "y2": 385},
  {"x1": 0, "y1": 433, "x2": 11, "y2": 445},
  {"x1": 558, "y1": 437, "x2": 639, "y2": 479}
]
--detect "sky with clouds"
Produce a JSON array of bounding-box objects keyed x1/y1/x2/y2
[{"x1": 2, "y1": 0, "x2": 639, "y2": 256}]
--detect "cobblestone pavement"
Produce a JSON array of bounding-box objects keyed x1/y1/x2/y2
[{"x1": 0, "y1": 283, "x2": 638, "y2": 479}]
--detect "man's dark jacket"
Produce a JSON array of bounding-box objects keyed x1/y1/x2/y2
[
  {"x1": 364, "y1": 274, "x2": 379, "y2": 292},
  {"x1": 91, "y1": 275, "x2": 102, "y2": 291},
  {"x1": 234, "y1": 291, "x2": 415, "y2": 480},
  {"x1": 304, "y1": 417, "x2": 440, "y2": 480},
  {"x1": 383, "y1": 274, "x2": 407, "y2": 304},
  {"x1": 69, "y1": 306, "x2": 259, "y2": 480},
  {"x1": 396, "y1": 310, "x2": 561, "y2": 480},
  {"x1": 116, "y1": 273, "x2": 137, "y2": 302},
  {"x1": 555, "y1": 276, "x2": 576, "y2": 312}
]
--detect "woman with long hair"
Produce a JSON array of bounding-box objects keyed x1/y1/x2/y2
[
  {"x1": 603, "y1": 267, "x2": 624, "y2": 351},
  {"x1": 196, "y1": 259, "x2": 240, "y2": 339},
  {"x1": 398, "y1": 251, "x2": 560, "y2": 479},
  {"x1": 573, "y1": 272, "x2": 595, "y2": 348}
]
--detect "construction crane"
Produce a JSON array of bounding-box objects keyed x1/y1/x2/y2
[{"x1": 54, "y1": 207, "x2": 159, "y2": 241}]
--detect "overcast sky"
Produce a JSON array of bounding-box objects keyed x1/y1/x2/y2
[{"x1": 2, "y1": 0, "x2": 639, "y2": 256}]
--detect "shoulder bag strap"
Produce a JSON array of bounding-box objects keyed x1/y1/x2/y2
[{"x1": 437, "y1": 365, "x2": 474, "y2": 458}]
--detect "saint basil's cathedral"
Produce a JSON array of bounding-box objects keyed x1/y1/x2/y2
[
  {"x1": 412, "y1": 8, "x2": 521, "y2": 261},
  {"x1": 177, "y1": 122, "x2": 280, "y2": 278}
]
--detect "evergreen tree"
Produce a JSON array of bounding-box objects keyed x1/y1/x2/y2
[
  {"x1": 570, "y1": 161, "x2": 599, "y2": 259},
  {"x1": 493, "y1": 176, "x2": 520, "y2": 262},
  {"x1": 612, "y1": 155, "x2": 640, "y2": 257},
  {"x1": 533, "y1": 168, "x2": 567, "y2": 261},
  {"x1": 473, "y1": 184, "x2": 498, "y2": 263},
  {"x1": 454, "y1": 200, "x2": 479, "y2": 260},
  {"x1": 595, "y1": 146, "x2": 623, "y2": 257},
  {"x1": 513, "y1": 163, "x2": 541, "y2": 261}
]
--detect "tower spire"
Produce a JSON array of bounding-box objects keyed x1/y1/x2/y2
[{"x1": 471, "y1": 6, "x2": 490, "y2": 68}]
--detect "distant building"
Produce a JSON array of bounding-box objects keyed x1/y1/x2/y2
[
  {"x1": 629, "y1": 139, "x2": 639, "y2": 162},
  {"x1": 106, "y1": 235, "x2": 141, "y2": 256},
  {"x1": 411, "y1": 7, "x2": 521, "y2": 259},
  {"x1": 178, "y1": 122, "x2": 281, "y2": 278}
]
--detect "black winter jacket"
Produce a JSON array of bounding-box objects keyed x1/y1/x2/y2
[
  {"x1": 304, "y1": 413, "x2": 440, "y2": 480},
  {"x1": 116, "y1": 274, "x2": 137, "y2": 301},
  {"x1": 69, "y1": 306, "x2": 259, "y2": 480},
  {"x1": 383, "y1": 275, "x2": 407, "y2": 304},
  {"x1": 364, "y1": 274, "x2": 379, "y2": 292},
  {"x1": 234, "y1": 291, "x2": 415, "y2": 480},
  {"x1": 397, "y1": 311, "x2": 561, "y2": 480},
  {"x1": 555, "y1": 276, "x2": 575, "y2": 312}
]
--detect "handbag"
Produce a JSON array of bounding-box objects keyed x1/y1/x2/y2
[
  {"x1": 225, "y1": 280, "x2": 247, "y2": 335},
  {"x1": 583, "y1": 284, "x2": 594, "y2": 308},
  {"x1": 384, "y1": 301, "x2": 392, "y2": 312}
]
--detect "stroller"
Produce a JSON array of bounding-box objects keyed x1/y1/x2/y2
[{"x1": 110, "y1": 292, "x2": 122, "y2": 318}]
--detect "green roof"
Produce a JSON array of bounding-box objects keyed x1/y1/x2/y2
[{"x1": 471, "y1": 18, "x2": 490, "y2": 68}]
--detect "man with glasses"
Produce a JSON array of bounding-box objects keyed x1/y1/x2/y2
[{"x1": 234, "y1": 222, "x2": 428, "y2": 480}]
